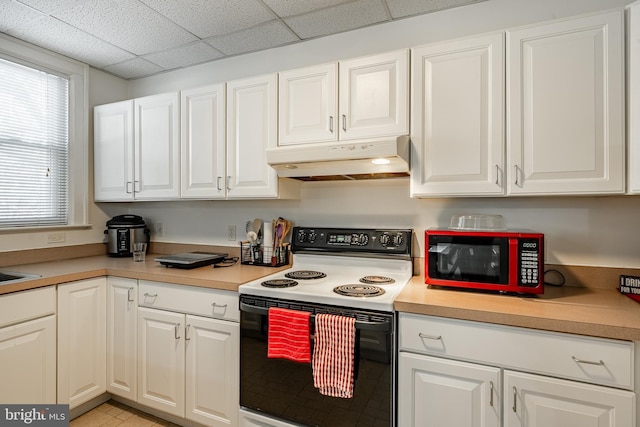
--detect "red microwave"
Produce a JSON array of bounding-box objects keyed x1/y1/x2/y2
[{"x1": 425, "y1": 229, "x2": 544, "y2": 294}]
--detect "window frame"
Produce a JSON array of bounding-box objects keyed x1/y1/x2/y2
[{"x1": 0, "y1": 33, "x2": 89, "y2": 231}]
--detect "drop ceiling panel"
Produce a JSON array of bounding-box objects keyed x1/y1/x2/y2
[
  {"x1": 52, "y1": 0, "x2": 198, "y2": 55},
  {"x1": 0, "y1": 0, "x2": 486, "y2": 79},
  {"x1": 141, "y1": 0, "x2": 276, "y2": 39},
  {"x1": 284, "y1": 0, "x2": 389, "y2": 39},
  {"x1": 7, "y1": 15, "x2": 135, "y2": 67},
  {"x1": 207, "y1": 21, "x2": 298, "y2": 56}
]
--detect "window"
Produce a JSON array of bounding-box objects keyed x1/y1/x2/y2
[
  {"x1": 0, "y1": 34, "x2": 88, "y2": 230},
  {"x1": 0, "y1": 58, "x2": 69, "y2": 227}
]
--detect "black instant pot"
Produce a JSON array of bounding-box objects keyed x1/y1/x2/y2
[{"x1": 105, "y1": 215, "x2": 150, "y2": 257}]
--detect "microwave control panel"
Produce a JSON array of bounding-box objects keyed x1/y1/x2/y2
[{"x1": 518, "y1": 238, "x2": 541, "y2": 286}]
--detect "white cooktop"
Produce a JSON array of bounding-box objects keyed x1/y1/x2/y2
[{"x1": 238, "y1": 254, "x2": 413, "y2": 311}]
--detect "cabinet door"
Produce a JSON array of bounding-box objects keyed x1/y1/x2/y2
[
  {"x1": 57, "y1": 278, "x2": 107, "y2": 408},
  {"x1": 507, "y1": 11, "x2": 624, "y2": 195},
  {"x1": 505, "y1": 370, "x2": 634, "y2": 427},
  {"x1": 137, "y1": 307, "x2": 185, "y2": 417},
  {"x1": 94, "y1": 100, "x2": 135, "y2": 201},
  {"x1": 411, "y1": 34, "x2": 505, "y2": 197},
  {"x1": 226, "y1": 74, "x2": 278, "y2": 198},
  {"x1": 106, "y1": 277, "x2": 137, "y2": 401},
  {"x1": 398, "y1": 352, "x2": 500, "y2": 427},
  {"x1": 0, "y1": 315, "x2": 56, "y2": 404},
  {"x1": 278, "y1": 63, "x2": 338, "y2": 145},
  {"x1": 134, "y1": 92, "x2": 180, "y2": 200},
  {"x1": 181, "y1": 84, "x2": 227, "y2": 199},
  {"x1": 629, "y1": 1, "x2": 640, "y2": 194},
  {"x1": 185, "y1": 315, "x2": 239, "y2": 427},
  {"x1": 339, "y1": 49, "x2": 409, "y2": 140}
]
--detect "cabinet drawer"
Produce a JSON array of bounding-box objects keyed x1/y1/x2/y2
[
  {"x1": 0, "y1": 287, "x2": 56, "y2": 328},
  {"x1": 399, "y1": 313, "x2": 634, "y2": 389},
  {"x1": 138, "y1": 281, "x2": 239, "y2": 322}
]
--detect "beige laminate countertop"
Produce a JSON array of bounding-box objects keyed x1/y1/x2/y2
[
  {"x1": 4, "y1": 255, "x2": 640, "y2": 342},
  {"x1": 0, "y1": 254, "x2": 287, "y2": 295},
  {"x1": 395, "y1": 277, "x2": 640, "y2": 342}
]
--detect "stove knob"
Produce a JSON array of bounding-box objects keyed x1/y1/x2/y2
[
  {"x1": 380, "y1": 234, "x2": 391, "y2": 246},
  {"x1": 393, "y1": 234, "x2": 405, "y2": 247},
  {"x1": 359, "y1": 234, "x2": 369, "y2": 245},
  {"x1": 308, "y1": 232, "x2": 317, "y2": 243},
  {"x1": 297, "y1": 230, "x2": 306, "y2": 243}
]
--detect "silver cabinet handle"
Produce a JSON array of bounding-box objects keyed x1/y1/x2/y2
[
  {"x1": 143, "y1": 292, "x2": 157, "y2": 298},
  {"x1": 329, "y1": 116, "x2": 334, "y2": 133},
  {"x1": 514, "y1": 165, "x2": 520, "y2": 186},
  {"x1": 212, "y1": 302, "x2": 228, "y2": 309},
  {"x1": 134, "y1": 180, "x2": 140, "y2": 193},
  {"x1": 217, "y1": 177, "x2": 222, "y2": 191},
  {"x1": 512, "y1": 386, "x2": 517, "y2": 413},
  {"x1": 126, "y1": 181, "x2": 133, "y2": 194},
  {"x1": 185, "y1": 324, "x2": 191, "y2": 341},
  {"x1": 572, "y1": 356, "x2": 605, "y2": 366},
  {"x1": 489, "y1": 381, "x2": 494, "y2": 407},
  {"x1": 226, "y1": 176, "x2": 231, "y2": 191},
  {"x1": 495, "y1": 165, "x2": 500, "y2": 185},
  {"x1": 127, "y1": 287, "x2": 134, "y2": 302},
  {"x1": 174, "y1": 323, "x2": 181, "y2": 340},
  {"x1": 342, "y1": 114, "x2": 347, "y2": 132},
  {"x1": 418, "y1": 332, "x2": 442, "y2": 340}
]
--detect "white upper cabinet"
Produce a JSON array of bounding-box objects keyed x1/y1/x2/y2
[
  {"x1": 340, "y1": 49, "x2": 409, "y2": 140},
  {"x1": 278, "y1": 63, "x2": 338, "y2": 145},
  {"x1": 507, "y1": 11, "x2": 625, "y2": 195},
  {"x1": 94, "y1": 100, "x2": 135, "y2": 201},
  {"x1": 278, "y1": 49, "x2": 409, "y2": 146},
  {"x1": 411, "y1": 33, "x2": 505, "y2": 197},
  {"x1": 226, "y1": 74, "x2": 279, "y2": 198},
  {"x1": 94, "y1": 93, "x2": 180, "y2": 201},
  {"x1": 134, "y1": 92, "x2": 181, "y2": 200},
  {"x1": 628, "y1": 1, "x2": 640, "y2": 194},
  {"x1": 180, "y1": 84, "x2": 226, "y2": 199}
]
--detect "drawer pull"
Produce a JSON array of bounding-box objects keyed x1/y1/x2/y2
[
  {"x1": 572, "y1": 356, "x2": 605, "y2": 366},
  {"x1": 212, "y1": 302, "x2": 228, "y2": 309},
  {"x1": 185, "y1": 324, "x2": 191, "y2": 341},
  {"x1": 127, "y1": 287, "x2": 134, "y2": 302},
  {"x1": 418, "y1": 332, "x2": 442, "y2": 340},
  {"x1": 175, "y1": 323, "x2": 181, "y2": 340},
  {"x1": 489, "y1": 381, "x2": 494, "y2": 407},
  {"x1": 143, "y1": 292, "x2": 158, "y2": 298},
  {"x1": 512, "y1": 386, "x2": 517, "y2": 413}
]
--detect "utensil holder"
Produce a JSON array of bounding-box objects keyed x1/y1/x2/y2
[{"x1": 240, "y1": 242, "x2": 289, "y2": 267}]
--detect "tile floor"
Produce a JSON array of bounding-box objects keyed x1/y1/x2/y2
[{"x1": 70, "y1": 400, "x2": 181, "y2": 427}]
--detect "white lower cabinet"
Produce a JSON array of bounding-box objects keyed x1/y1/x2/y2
[
  {"x1": 398, "y1": 313, "x2": 636, "y2": 427},
  {"x1": 505, "y1": 370, "x2": 634, "y2": 427},
  {"x1": 0, "y1": 287, "x2": 56, "y2": 404},
  {"x1": 58, "y1": 277, "x2": 107, "y2": 408},
  {"x1": 137, "y1": 281, "x2": 239, "y2": 427},
  {"x1": 398, "y1": 352, "x2": 500, "y2": 427},
  {"x1": 107, "y1": 277, "x2": 137, "y2": 401}
]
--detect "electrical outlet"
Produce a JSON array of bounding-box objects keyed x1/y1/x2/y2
[
  {"x1": 156, "y1": 223, "x2": 165, "y2": 237},
  {"x1": 228, "y1": 225, "x2": 236, "y2": 241},
  {"x1": 47, "y1": 232, "x2": 65, "y2": 244}
]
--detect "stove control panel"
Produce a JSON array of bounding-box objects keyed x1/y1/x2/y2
[{"x1": 292, "y1": 227, "x2": 412, "y2": 257}]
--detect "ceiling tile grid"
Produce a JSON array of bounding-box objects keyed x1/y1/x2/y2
[{"x1": 0, "y1": 0, "x2": 484, "y2": 80}]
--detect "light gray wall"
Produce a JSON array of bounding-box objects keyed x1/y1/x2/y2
[{"x1": 104, "y1": 0, "x2": 640, "y2": 273}]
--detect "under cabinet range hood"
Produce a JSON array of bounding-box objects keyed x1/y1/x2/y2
[{"x1": 266, "y1": 136, "x2": 410, "y2": 181}]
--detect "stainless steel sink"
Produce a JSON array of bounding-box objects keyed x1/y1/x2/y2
[{"x1": 0, "y1": 271, "x2": 41, "y2": 285}]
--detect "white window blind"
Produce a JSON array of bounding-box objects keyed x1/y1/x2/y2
[{"x1": 0, "y1": 57, "x2": 69, "y2": 228}]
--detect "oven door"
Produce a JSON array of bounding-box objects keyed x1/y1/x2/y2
[{"x1": 239, "y1": 296, "x2": 395, "y2": 427}]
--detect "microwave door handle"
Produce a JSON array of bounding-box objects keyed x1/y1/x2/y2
[{"x1": 508, "y1": 238, "x2": 519, "y2": 285}]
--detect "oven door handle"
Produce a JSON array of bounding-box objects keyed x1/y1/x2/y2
[{"x1": 240, "y1": 302, "x2": 391, "y2": 332}]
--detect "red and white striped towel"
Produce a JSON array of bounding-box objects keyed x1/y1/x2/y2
[
  {"x1": 312, "y1": 313, "x2": 356, "y2": 398},
  {"x1": 267, "y1": 307, "x2": 311, "y2": 363}
]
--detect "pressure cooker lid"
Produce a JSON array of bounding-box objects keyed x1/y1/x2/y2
[{"x1": 106, "y1": 214, "x2": 146, "y2": 228}]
